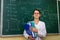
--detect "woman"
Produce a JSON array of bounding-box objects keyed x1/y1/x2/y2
[{"x1": 23, "y1": 9, "x2": 47, "y2": 40}]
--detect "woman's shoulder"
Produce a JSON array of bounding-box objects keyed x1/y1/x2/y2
[
  {"x1": 39, "y1": 21, "x2": 45, "y2": 24},
  {"x1": 27, "y1": 21, "x2": 33, "y2": 25},
  {"x1": 28, "y1": 21, "x2": 45, "y2": 23}
]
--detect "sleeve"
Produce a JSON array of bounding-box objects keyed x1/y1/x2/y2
[
  {"x1": 23, "y1": 22, "x2": 31, "y2": 39},
  {"x1": 37, "y1": 22, "x2": 47, "y2": 38},
  {"x1": 23, "y1": 30, "x2": 29, "y2": 39}
]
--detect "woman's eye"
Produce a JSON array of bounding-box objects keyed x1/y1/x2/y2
[{"x1": 34, "y1": 13, "x2": 39, "y2": 14}]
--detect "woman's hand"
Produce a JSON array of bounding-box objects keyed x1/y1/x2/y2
[
  {"x1": 30, "y1": 27, "x2": 38, "y2": 33},
  {"x1": 28, "y1": 35, "x2": 35, "y2": 40}
]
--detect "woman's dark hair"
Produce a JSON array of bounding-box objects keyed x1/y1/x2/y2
[{"x1": 32, "y1": 8, "x2": 41, "y2": 15}]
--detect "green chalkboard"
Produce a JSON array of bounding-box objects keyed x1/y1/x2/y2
[{"x1": 2, "y1": 0, "x2": 58, "y2": 35}]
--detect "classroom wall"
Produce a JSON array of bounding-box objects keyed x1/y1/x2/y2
[{"x1": 0, "y1": 35, "x2": 60, "y2": 40}]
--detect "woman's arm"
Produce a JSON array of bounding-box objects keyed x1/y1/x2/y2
[
  {"x1": 37, "y1": 22, "x2": 47, "y2": 37},
  {"x1": 30, "y1": 22, "x2": 47, "y2": 38},
  {"x1": 23, "y1": 30, "x2": 29, "y2": 39},
  {"x1": 23, "y1": 30, "x2": 35, "y2": 40}
]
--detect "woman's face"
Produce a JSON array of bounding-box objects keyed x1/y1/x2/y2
[{"x1": 33, "y1": 10, "x2": 40, "y2": 19}]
